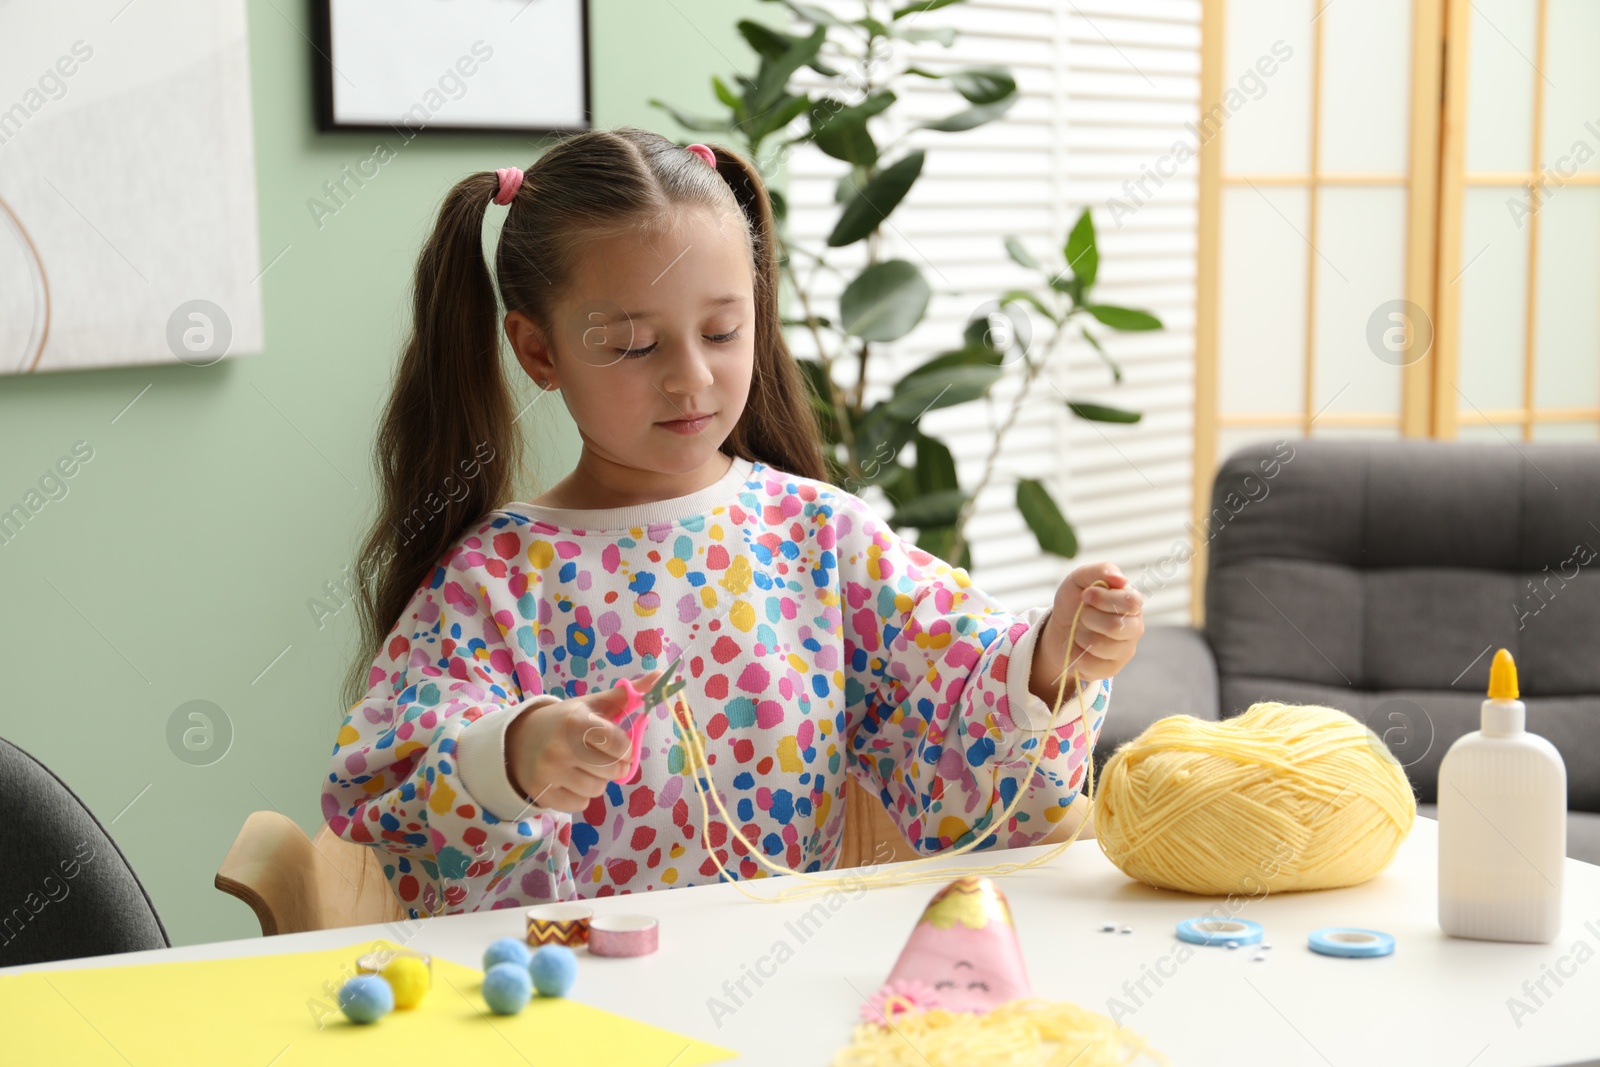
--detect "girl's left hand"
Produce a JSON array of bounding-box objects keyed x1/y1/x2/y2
[{"x1": 1036, "y1": 561, "x2": 1145, "y2": 685}]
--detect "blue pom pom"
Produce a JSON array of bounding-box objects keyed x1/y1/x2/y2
[
  {"x1": 482, "y1": 961, "x2": 533, "y2": 1015},
  {"x1": 482, "y1": 936, "x2": 532, "y2": 972},
  {"x1": 528, "y1": 944, "x2": 578, "y2": 997},
  {"x1": 338, "y1": 974, "x2": 394, "y2": 1024}
]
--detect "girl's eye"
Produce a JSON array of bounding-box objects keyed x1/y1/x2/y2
[
  {"x1": 614, "y1": 329, "x2": 741, "y2": 359},
  {"x1": 967, "y1": 980, "x2": 990, "y2": 992},
  {"x1": 933, "y1": 980, "x2": 955, "y2": 990}
]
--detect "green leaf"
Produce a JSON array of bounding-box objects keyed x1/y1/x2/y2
[
  {"x1": 648, "y1": 99, "x2": 733, "y2": 134},
  {"x1": 998, "y1": 288, "x2": 1059, "y2": 327},
  {"x1": 899, "y1": 345, "x2": 1002, "y2": 387},
  {"x1": 884, "y1": 363, "x2": 1003, "y2": 419},
  {"x1": 1004, "y1": 236, "x2": 1039, "y2": 271},
  {"x1": 833, "y1": 167, "x2": 870, "y2": 203},
  {"x1": 1079, "y1": 327, "x2": 1122, "y2": 383},
  {"x1": 1064, "y1": 208, "x2": 1098, "y2": 289},
  {"x1": 890, "y1": 488, "x2": 969, "y2": 528},
  {"x1": 711, "y1": 75, "x2": 744, "y2": 118},
  {"x1": 912, "y1": 431, "x2": 959, "y2": 494},
  {"x1": 810, "y1": 91, "x2": 895, "y2": 167},
  {"x1": 854, "y1": 402, "x2": 918, "y2": 464},
  {"x1": 840, "y1": 259, "x2": 931, "y2": 341},
  {"x1": 750, "y1": 93, "x2": 812, "y2": 143},
  {"x1": 785, "y1": 1, "x2": 844, "y2": 25},
  {"x1": 1066, "y1": 399, "x2": 1142, "y2": 424},
  {"x1": 948, "y1": 67, "x2": 1015, "y2": 106},
  {"x1": 750, "y1": 25, "x2": 826, "y2": 116},
  {"x1": 919, "y1": 93, "x2": 1016, "y2": 132},
  {"x1": 892, "y1": 0, "x2": 963, "y2": 17},
  {"x1": 1049, "y1": 276, "x2": 1085, "y2": 313},
  {"x1": 913, "y1": 523, "x2": 973, "y2": 571},
  {"x1": 737, "y1": 21, "x2": 791, "y2": 61},
  {"x1": 1086, "y1": 304, "x2": 1163, "y2": 331},
  {"x1": 769, "y1": 187, "x2": 788, "y2": 224},
  {"x1": 855, "y1": 16, "x2": 891, "y2": 37},
  {"x1": 828, "y1": 151, "x2": 925, "y2": 247},
  {"x1": 1016, "y1": 478, "x2": 1078, "y2": 557},
  {"x1": 892, "y1": 24, "x2": 958, "y2": 46}
]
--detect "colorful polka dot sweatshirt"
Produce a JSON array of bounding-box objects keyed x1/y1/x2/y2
[{"x1": 322, "y1": 456, "x2": 1110, "y2": 917}]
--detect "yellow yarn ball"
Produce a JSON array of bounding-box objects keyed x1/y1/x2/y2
[
  {"x1": 1091, "y1": 702, "x2": 1416, "y2": 896},
  {"x1": 381, "y1": 956, "x2": 431, "y2": 1009}
]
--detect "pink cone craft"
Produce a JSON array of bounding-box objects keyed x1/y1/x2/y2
[{"x1": 875, "y1": 876, "x2": 1032, "y2": 1017}]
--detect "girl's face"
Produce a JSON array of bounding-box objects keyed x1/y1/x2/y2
[{"x1": 514, "y1": 205, "x2": 756, "y2": 481}]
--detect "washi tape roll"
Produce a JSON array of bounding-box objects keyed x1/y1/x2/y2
[
  {"x1": 587, "y1": 915, "x2": 659, "y2": 958},
  {"x1": 355, "y1": 948, "x2": 432, "y2": 977},
  {"x1": 1175, "y1": 917, "x2": 1264, "y2": 948},
  {"x1": 1308, "y1": 927, "x2": 1395, "y2": 958},
  {"x1": 526, "y1": 903, "x2": 593, "y2": 947}
]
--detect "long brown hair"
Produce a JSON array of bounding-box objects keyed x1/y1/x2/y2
[{"x1": 341, "y1": 127, "x2": 826, "y2": 712}]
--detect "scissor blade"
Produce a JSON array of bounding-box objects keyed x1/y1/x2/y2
[{"x1": 644, "y1": 654, "x2": 685, "y2": 707}]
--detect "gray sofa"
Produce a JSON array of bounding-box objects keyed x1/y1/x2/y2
[{"x1": 1097, "y1": 438, "x2": 1600, "y2": 866}]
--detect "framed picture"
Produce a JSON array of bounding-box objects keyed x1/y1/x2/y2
[
  {"x1": 312, "y1": 0, "x2": 591, "y2": 136},
  {"x1": 1, "y1": 0, "x2": 263, "y2": 375}
]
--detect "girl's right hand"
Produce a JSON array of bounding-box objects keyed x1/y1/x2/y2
[{"x1": 503, "y1": 667, "x2": 667, "y2": 812}]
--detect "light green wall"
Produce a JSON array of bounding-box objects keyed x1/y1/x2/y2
[{"x1": 0, "y1": 0, "x2": 768, "y2": 948}]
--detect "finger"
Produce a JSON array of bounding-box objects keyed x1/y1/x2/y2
[
  {"x1": 1071, "y1": 604, "x2": 1136, "y2": 640},
  {"x1": 1071, "y1": 561, "x2": 1126, "y2": 591},
  {"x1": 1084, "y1": 584, "x2": 1143, "y2": 616},
  {"x1": 576, "y1": 711, "x2": 633, "y2": 760},
  {"x1": 521, "y1": 785, "x2": 591, "y2": 814},
  {"x1": 560, "y1": 762, "x2": 620, "y2": 799}
]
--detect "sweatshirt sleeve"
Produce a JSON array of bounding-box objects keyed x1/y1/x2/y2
[
  {"x1": 320, "y1": 544, "x2": 575, "y2": 916},
  {"x1": 835, "y1": 493, "x2": 1111, "y2": 855}
]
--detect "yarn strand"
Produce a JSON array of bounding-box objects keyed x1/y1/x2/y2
[{"x1": 664, "y1": 580, "x2": 1114, "y2": 901}]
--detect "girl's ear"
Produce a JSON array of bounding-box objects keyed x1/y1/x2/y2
[{"x1": 505, "y1": 309, "x2": 557, "y2": 387}]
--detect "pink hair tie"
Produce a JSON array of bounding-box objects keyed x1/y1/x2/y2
[
  {"x1": 493, "y1": 166, "x2": 524, "y2": 205},
  {"x1": 685, "y1": 143, "x2": 716, "y2": 168}
]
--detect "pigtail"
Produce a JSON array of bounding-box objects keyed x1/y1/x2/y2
[
  {"x1": 341, "y1": 171, "x2": 525, "y2": 712},
  {"x1": 698, "y1": 144, "x2": 827, "y2": 483}
]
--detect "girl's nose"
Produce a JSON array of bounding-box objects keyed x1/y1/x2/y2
[{"x1": 661, "y1": 338, "x2": 716, "y2": 393}]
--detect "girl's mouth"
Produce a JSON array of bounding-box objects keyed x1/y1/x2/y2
[{"x1": 658, "y1": 413, "x2": 713, "y2": 435}]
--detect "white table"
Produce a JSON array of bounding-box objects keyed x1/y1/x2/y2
[{"x1": 14, "y1": 817, "x2": 1600, "y2": 1066}]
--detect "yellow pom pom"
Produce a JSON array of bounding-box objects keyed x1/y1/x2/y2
[
  {"x1": 1091, "y1": 702, "x2": 1416, "y2": 896},
  {"x1": 381, "y1": 956, "x2": 431, "y2": 1009}
]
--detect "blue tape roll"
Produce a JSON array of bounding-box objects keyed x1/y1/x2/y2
[
  {"x1": 1308, "y1": 927, "x2": 1395, "y2": 958},
  {"x1": 1175, "y1": 917, "x2": 1264, "y2": 947}
]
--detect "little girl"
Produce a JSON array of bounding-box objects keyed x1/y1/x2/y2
[{"x1": 323, "y1": 127, "x2": 1145, "y2": 917}]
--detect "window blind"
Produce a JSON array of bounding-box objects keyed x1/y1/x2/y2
[{"x1": 781, "y1": 0, "x2": 1200, "y2": 624}]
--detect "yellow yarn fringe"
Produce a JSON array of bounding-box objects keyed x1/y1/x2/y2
[
  {"x1": 665, "y1": 581, "x2": 1113, "y2": 902},
  {"x1": 1091, "y1": 700, "x2": 1417, "y2": 895},
  {"x1": 830, "y1": 999, "x2": 1169, "y2": 1067}
]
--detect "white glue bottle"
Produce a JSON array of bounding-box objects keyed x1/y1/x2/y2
[{"x1": 1438, "y1": 648, "x2": 1566, "y2": 943}]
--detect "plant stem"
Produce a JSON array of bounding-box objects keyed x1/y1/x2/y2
[{"x1": 946, "y1": 320, "x2": 1067, "y2": 567}]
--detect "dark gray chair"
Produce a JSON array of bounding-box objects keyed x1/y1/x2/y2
[
  {"x1": 1098, "y1": 438, "x2": 1600, "y2": 865},
  {"x1": 0, "y1": 738, "x2": 169, "y2": 967}
]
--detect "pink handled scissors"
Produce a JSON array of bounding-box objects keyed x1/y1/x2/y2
[{"x1": 608, "y1": 654, "x2": 686, "y2": 784}]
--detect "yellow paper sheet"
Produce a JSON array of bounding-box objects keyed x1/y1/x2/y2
[{"x1": 1, "y1": 939, "x2": 738, "y2": 1066}]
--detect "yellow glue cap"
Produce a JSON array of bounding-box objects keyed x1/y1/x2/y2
[{"x1": 1487, "y1": 647, "x2": 1519, "y2": 700}]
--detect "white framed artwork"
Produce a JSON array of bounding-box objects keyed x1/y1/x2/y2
[
  {"x1": 0, "y1": 0, "x2": 265, "y2": 375},
  {"x1": 312, "y1": 0, "x2": 592, "y2": 136}
]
